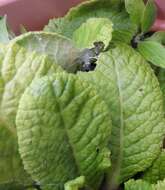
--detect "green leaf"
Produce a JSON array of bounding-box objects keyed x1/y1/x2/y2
[
  {"x1": 0, "y1": 42, "x2": 61, "y2": 130},
  {"x1": 141, "y1": 0, "x2": 157, "y2": 32},
  {"x1": 147, "y1": 32, "x2": 165, "y2": 45},
  {"x1": 143, "y1": 150, "x2": 165, "y2": 183},
  {"x1": 137, "y1": 41, "x2": 165, "y2": 69},
  {"x1": 0, "y1": 42, "x2": 61, "y2": 187},
  {"x1": 44, "y1": 0, "x2": 136, "y2": 44},
  {"x1": 16, "y1": 73, "x2": 112, "y2": 190},
  {"x1": 72, "y1": 18, "x2": 113, "y2": 49},
  {"x1": 125, "y1": 179, "x2": 153, "y2": 190},
  {"x1": 12, "y1": 31, "x2": 80, "y2": 73},
  {"x1": 0, "y1": 16, "x2": 10, "y2": 43},
  {"x1": 64, "y1": 176, "x2": 85, "y2": 190},
  {"x1": 125, "y1": 0, "x2": 145, "y2": 26},
  {"x1": 0, "y1": 44, "x2": 33, "y2": 187},
  {"x1": 79, "y1": 43, "x2": 165, "y2": 187}
]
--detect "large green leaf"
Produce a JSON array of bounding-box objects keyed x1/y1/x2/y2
[
  {"x1": 0, "y1": 43, "x2": 61, "y2": 130},
  {"x1": 44, "y1": 0, "x2": 136, "y2": 44},
  {"x1": 16, "y1": 73, "x2": 112, "y2": 190},
  {"x1": 79, "y1": 43, "x2": 165, "y2": 187},
  {"x1": 0, "y1": 45, "x2": 34, "y2": 188},
  {"x1": 125, "y1": 0, "x2": 145, "y2": 27},
  {"x1": 138, "y1": 41, "x2": 165, "y2": 69},
  {"x1": 72, "y1": 18, "x2": 113, "y2": 49},
  {"x1": 143, "y1": 150, "x2": 165, "y2": 183},
  {"x1": 141, "y1": 0, "x2": 157, "y2": 32},
  {"x1": 12, "y1": 32, "x2": 80, "y2": 73},
  {"x1": 0, "y1": 40, "x2": 62, "y2": 188}
]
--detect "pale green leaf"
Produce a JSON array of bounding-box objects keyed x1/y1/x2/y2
[
  {"x1": 141, "y1": 0, "x2": 157, "y2": 32},
  {"x1": 44, "y1": 0, "x2": 136, "y2": 44},
  {"x1": 138, "y1": 41, "x2": 165, "y2": 69},
  {"x1": 72, "y1": 18, "x2": 113, "y2": 49},
  {"x1": 0, "y1": 44, "x2": 33, "y2": 187},
  {"x1": 125, "y1": 0, "x2": 145, "y2": 26},
  {"x1": 0, "y1": 42, "x2": 61, "y2": 188},
  {"x1": 0, "y1": 16, "x2": 10, "y2": 43},
  {"x1": 0, "y1": 42, "x2": 61, "y2": 130},
  {"x1": 79, "y1": 43, "x2": 165, "y2": 187},
  {"x1": 16, "y1": 73, "x2": 112, "y2": 190},
  {"x1": 12, "y1": 32, "x2": 80, "y2": 73}
]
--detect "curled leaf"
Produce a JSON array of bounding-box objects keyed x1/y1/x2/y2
[
  {"x1": 73, "y1": 18, "x2": 113, "y2": 49},
  {"x1": 12, "y1": 32, "x2": 80, "y2": 73},
  {"x1": 44, "y1": 0, "x2": 136, "y2": 44}
]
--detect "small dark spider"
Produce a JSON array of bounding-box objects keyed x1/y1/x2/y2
[{"x1": 76, "y1": 41, "x2": 105, "y2": 72}]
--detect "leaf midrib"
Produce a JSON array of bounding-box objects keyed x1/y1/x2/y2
[
  {"x1": 109, "y1": 54, "x2": 124, "y2": 184},
  {"x1": 51, "y1": 80, "x2": 81, "y2": 178}
]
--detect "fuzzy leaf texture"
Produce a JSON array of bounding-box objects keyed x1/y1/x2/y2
[
  {"x1": 0, "y1": 42, "x2": 61, "y2": 130},
  {"x1": 0, "y1": 33, "x2": 69, "y2": 188},
  {"x1": 78, "y1": 43, "x2": 165, "y2": 188},
  {"x1": 16, "y1": 73, "x2": 112, "y2": 190},
  {"x1": 0, "y1": 44, "x2": 35, "y2": 187},
  {"x1": 44, "y1": 0, "x2": 136, "y2": 44}
]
